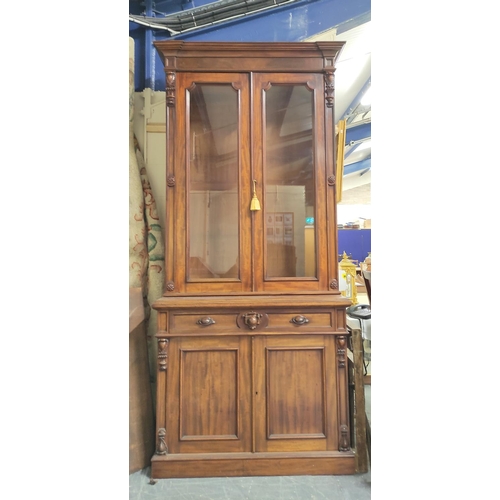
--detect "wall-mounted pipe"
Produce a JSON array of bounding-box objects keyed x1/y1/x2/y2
[{"x1": 130, "y1": 0, "x2": 301, "y2": 35}]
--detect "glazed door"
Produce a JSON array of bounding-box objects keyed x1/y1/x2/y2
[
  {"x1": 252, "y1": 73, "x2": 330, "y2": 292},
  {"x1": 169, "y1": 72, "x2": 332, "y2": 294},
  {"x1": 172, "y1": 72, "x2": 252, "y2": 294}
]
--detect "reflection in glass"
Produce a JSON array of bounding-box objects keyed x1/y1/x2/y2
[
  {"x1": 188, "y1": 84, "x2": 239, "y2": 280},
  {"x1": 265, "y1": 84, "x2": 316, "y2": 278}
]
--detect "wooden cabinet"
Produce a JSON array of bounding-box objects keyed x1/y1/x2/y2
[{"x1": 151, "y1": 41, "x2": 354, "y2": 478}]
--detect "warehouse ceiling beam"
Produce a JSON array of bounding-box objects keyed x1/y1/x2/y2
[
  {"x1": 345, "y1": 122, "x2": 371, "y2": 146},
  {"x1": 344, "y1": 158, "x2": 371, "y2": 176},
  {"x1": 341, "y1": 77, "x2": 371, "y2": 124},
  {"x1": 129, "y1": 0, "x2": 371, "y2": 94}
]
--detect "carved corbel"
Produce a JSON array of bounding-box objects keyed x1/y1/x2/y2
[
  {"x1": 166, "y1": 72, "x2": 176, "y2": 107},
  {"x1": 337, "y1": 336, "x2": 346, "y2": 368},
  {"x1": 339, "y1": 424, "x2": 350, "y2": 452},
  {"x1": 156, "y1": 428, "x2": 168, "y2": 455},
  {"x1": 325, "y1": 71, "x2": 335, "y2": 108},
  {"x1": 158, "y1": 338, "x2": 169, "y2": 371}
]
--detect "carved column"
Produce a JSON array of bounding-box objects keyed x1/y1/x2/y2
[
  {"x1": 165, "y1": 70, "x2": 176, "y2": 294},
  {"x1": 324, "y1": 68, "x2": 339, "y2": 287},
  {"x1": 336, "y1": 335, "x2": 351, "y2": 451},
  {"x1": 155, "y1": 336, "x2": 169, "y2": 455}
]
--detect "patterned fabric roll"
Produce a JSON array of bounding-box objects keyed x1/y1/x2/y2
[{"x1": 129, "y1": 37, "x2": 165, "y2": 404}]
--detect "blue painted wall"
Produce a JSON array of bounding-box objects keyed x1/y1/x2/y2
[
  {"x1": 129, "y1": 0, "x2": 370, "y2": 91},
  {"x1": 338, "y1": 229, "x2": 371, "y2": 264}
]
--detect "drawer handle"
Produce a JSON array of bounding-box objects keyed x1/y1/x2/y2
[
  {"x1": 290, "y1": 315, "x2": 309, "y2": 325},
  {"x1": 197, "y1": 316, "x2": 216, "y2": 326}
]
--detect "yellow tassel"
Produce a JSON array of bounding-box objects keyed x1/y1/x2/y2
[{"x1": 250, "y1": 179, "x2": 261, "y2": 211}]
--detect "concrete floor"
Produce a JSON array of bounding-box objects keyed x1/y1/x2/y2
[{"x1": 129, "y1": 468, "x2": 371, "y2": 499}]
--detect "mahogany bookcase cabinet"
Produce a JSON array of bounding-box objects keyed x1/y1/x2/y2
[{"x1": 151, "y1": 41, "x2": 354, "y2": 479}]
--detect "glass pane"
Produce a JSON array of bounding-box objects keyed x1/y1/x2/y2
[
  {"x1": 188, "y1": 84, "x2": 239, "y2": 280},
  {"x1": 264, "y1": 84, "x2": 316, "y2": 278}
]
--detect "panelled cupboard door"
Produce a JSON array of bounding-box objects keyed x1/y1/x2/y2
[
  {"x1": 169, "y1": 71, "x2": 334, "y2": 295},
  {"x1": 253, "y1": 335, "x2": 338, "y2": 452},
  {"x1": 172, "y1": 72, "x2": 252, "y2": 294},
  {"x1": 166, "y1": 336, "x2": 252, "y2": 454}
]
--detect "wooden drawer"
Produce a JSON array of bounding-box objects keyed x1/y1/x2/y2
[
  {"x1": 169, "y1": 311, "x2": 239, "y2": 334},
  {"x1": 155, "y1": 295, "x2": 350, "y2": 334},
  {"x1": 267, "y1": 311, "x2": 333, "y2": 330},
  {"x1": 167, "y1": 309, "x2": 340, "y2": 335}
]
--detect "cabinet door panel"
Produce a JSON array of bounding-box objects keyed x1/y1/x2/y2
[
  {"x1": 254, "y1": 335, "x2": 337, "y2": 452},
  {"x1": 267, "y1": 347, "x2": 326, "y2": 438},
  {"x1": 167, "y1": 336, "x2": 252, "y2": 454},
  {"x1": 252, "y1": 73, "x2": 328, "y2": 292},
  {"x1": 172, "y1": 73, "x2": 252, "y2": 294}
]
